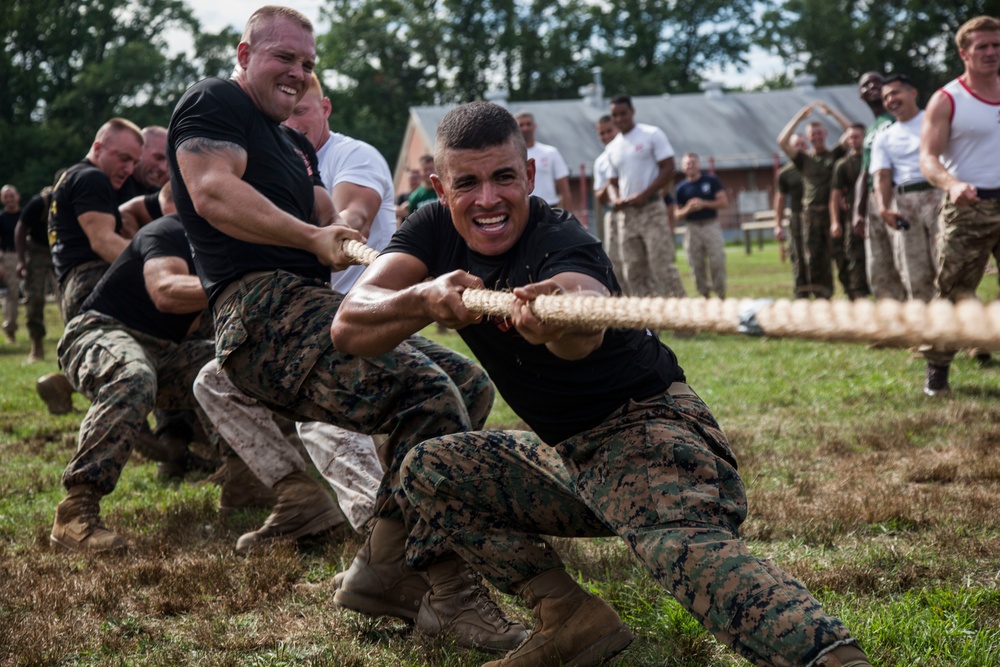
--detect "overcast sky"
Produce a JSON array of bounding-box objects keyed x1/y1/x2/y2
[{"x1": 169, "y1": 1, "x2": 785, "y2": 90}]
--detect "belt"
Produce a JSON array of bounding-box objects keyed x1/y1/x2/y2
[
  {"x1": 212, "y1": 270, "x2": 275, "y2": 316},
  {"x1": 978, "y1": 188, "x2": 1000, "y2": 200},
  {"x1": 897, "y1": 181, "x2": 933, "y2": 194}
]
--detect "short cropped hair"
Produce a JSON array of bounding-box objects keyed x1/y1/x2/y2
[
  {"x1": 610, "y1": 94, "x2": 633, "y2": 109},
  {"x1": 882, "y1": 74, "x2": 917, "y2": 90},
  {"x1": 95, "y1": 118, "x2": 143, "y2": 146},
  {"x1": 956, "y1": 16, "x2": 1000, "y2": 51},
  {"x1": 597, "y1": 114, "x2": 612, "y2": 124},
  {"x1": 243, "y1": 5, "x2": 313, "y2": 43},
  {"x1": 435, "y1": 102, "x2": 525, "y2": 163}
]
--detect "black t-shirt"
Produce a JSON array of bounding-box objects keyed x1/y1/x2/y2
[
  {"x1": 83, "y1": 215, "x2": 200, "y2": 343},
  {"x1": 49, "y1": 159, "x2": 123, "y2": 283},
  {"x1": 167, "y1": 77, "x2": 326, "y2": 304},
  {"x1": 20, "y1": 194, "x2": 50, "y2": 248},
  {"x1": 116, "y1": 174, "x2": 153, "y2": 205},
  {"x1": 384, "y1": 197, "x2": 685, "y2": 445},
  {"x1": 0, "y1": 210, "x2": 20, "y2": 252}
]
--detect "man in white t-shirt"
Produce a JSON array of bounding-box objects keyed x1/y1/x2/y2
[
  {"x1": 605, "y1": 94, "x2": 685, "y2": 299},
  {"x1": 870, "y1": 74, "x2": 941, "y2": 303},
  {"x1": 515, "y1": 111, "x2": 574, "y2": 216},
  {"x1": 193, "y1": 73, "x2": 390, "y2": 548},
  {"x1": 919, "y1": 15, "x2": 1000, "y2": 396}
]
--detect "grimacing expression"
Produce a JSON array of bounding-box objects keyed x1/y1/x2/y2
[
  {"x1": 238, "y1": 17, "x2": 316, "y2": 122},
  {"x1": 95, "y1": 131, "x2": 143, "y2": 190},
  {"x1": 136, "y1": 132, "x2": 168, "y2": 189},
  {"x1": 431, "y1": 136, "x2": 535, "y2": 257}
]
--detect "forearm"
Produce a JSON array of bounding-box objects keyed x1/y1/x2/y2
[
  {"x1": 334, "y1": 283, "x2": 436, "y2": 357},
  {"x1": 150, "y1": 276, "x2": 210, "y2": 314},
  {"x1": 874, "y1": 172, "x2": 894, "y2": 215},
  {"x1": 90, "y1": 232, "x2": 129, "y2": 264}
]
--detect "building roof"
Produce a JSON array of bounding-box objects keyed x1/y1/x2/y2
[{"x1": 401, "y1": 82, "x2": 874, "y2": 177}]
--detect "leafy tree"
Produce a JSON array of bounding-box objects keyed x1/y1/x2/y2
[{"x1": 757, "y1": 0, "x2": 1000, "y2": 95}]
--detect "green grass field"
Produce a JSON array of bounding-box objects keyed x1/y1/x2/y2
[{"x1": 1, "y1": 242, "x2": 999, "y2": 666}]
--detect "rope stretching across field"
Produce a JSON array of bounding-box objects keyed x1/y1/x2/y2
[{"x1": 342, "y1": 240, "x2": 1000, "y2": 352}]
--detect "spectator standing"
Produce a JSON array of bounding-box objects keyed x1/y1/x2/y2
[
  {"x1": 854, "y1": 72, "x2": 908, "y2": 301},
  {"x1": 774, "y1": 134, "x2": 809, "y2": 298},
  {"x1": 15, "y1": 180, "x2": 58, "y2": 361},
  {"x1": 871, "y1": 75, "x2": 942, "y2": 303},
  {"x1": 830, "y1": 124, "x2": 871, "y2": 300},
  {"x1": 397, "y1": 154, "x2": 438, "y2": 220},
  {"x1": 516, "y1": 111, "x2": 575, "y2": 216},
  {"x1": 675, "y1": 152, "x2": 728, "y2": 298},
  {"x1": 593, "y1": 115, "x2": 625, "y2": 289},
  {"x1": 919, "y1": 16, "x2": 1000, "y2": 396},
  {"x1": 0, "y1": 184, "x2": 22, "y2": 343},
  {"x1": 605, "y1": 94, "x2": 686, "y2": 299},
  {"x1": 778, "y1": 102, "x2": 852, "y2": 298}
]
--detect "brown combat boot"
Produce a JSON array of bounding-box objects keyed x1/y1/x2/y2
[
  {"x1": 812, "y1": 643, "x2": 872, "y2": 667},
  {"x1": 334, "y1": 517, "x2": 430, "y2": 621},
  {"x1": 415, "y1": 556, "x2": 528, "y2": 653},
  {"x1": 50, "y1": 485, "x2": 127, "y2": 553},
  {"x1": 235, "y1": 470, "x2": 343, "y2": 553},
  {"x1": 26, "y1": 337, "x2": 44, "y2": 363},
  {"x1": 210, "y1": 452, "x2": 276, "y2": 521},
  {"x1": 482, "y1": 569, "x2": 634, "y2": 667},
  {"x1": 36, "y1": 372, "x2": 73, "y2": 415}
]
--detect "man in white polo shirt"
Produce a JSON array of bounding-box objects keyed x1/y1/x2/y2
[{"x1": 871, "y1": 74, "x2": 942, "y2": 303}]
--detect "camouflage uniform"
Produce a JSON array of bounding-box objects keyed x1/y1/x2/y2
[
  {"x1": 777, "y1": 163, "x2": 809, "y2": 299},
  {"x1": 58, "y1": 311, "x2": 215, "y2": 494},
  {"x1": 613, "y1": 199, "x2": 686, "y2": 298},
  {"x1": 213, "y1": 270, "x2": 493, "y2": 528},
  {"x1": 925, "y1": 197, "x2": 1000, "y2": 366},
  {"x1": 402, "y1": 386, "x2": 857, "y2": 667},
  {"x1": 888, "y1": 188, "x2": 942, "y2": 302},
  {"x1": 25, "y1": 243, "x2": 54, "y2": 342},
  {"x1": 863, "y1": 112, "x2": 907, "y2": 301},
  {"x1": 58, "y1": 260, "x2": 108, "y2": 324}
]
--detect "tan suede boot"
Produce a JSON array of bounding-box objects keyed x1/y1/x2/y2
[
  {"x1": 416, "y1": 556, "x2": 528, "y2": 652},
  {"x1": 50, "y1": 485, "x2": 127, "y2": 553},
  {"x1": 26, "y1": 337, "x2": 44, "y2": 363},
  {"x1": 482, "y1": 569, "x2": 633, "y2": 667},
  {"x1": 334, "y1": 517, "x2": 430, "y2": 621},
  {"x1": 235, "y1": 470, "x2": 343, "y2": 553},
  {"x1": 812, "y1": 644, "x2": 872, "y2": 667},
  {"x1": 36, "y1": 372, "x2": 73, "y2": 415},
  {"x1": 211, "y1": 452, "x2": 276, "y2": 521}
]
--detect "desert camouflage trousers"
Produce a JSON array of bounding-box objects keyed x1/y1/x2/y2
[
  {"x1": 864, "y1": 204, "x2": 906, "y2": 301},
  {"x1": 212, "y1": 270, "x2": 493, "y2": 531},
  {"x1": 402, "y1": 387, "x2": 853, "y2": 667},
  {"x1": 601, "y1": 209, "x2": 627, "y2": 293},
  {"x1": 925, "y1": 197, "x2": 1000, "y2": 366},
  {"x1": 58, "y1": 260, "x2": 108, "y2": 324},
  {"x1": 58, "y1": 311, "x2": 215, "y2": 494},
  {"x1": 613, "y1": 199, "x2": 686, "y2": 298},
  {"x1": 25, "y1": 243, "x2": 54, "y2": 341},
  {"x1": 684, "y1": 219, "x2": 727, "y2": 298},
  {"x1": 887, "y1": 189, "x2": 942, "y2": 302}
]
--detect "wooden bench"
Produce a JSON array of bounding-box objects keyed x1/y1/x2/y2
[{"x1": 740, "y1": 211, "x2": 789, "y2": 254}]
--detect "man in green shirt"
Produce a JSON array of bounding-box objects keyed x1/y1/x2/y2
[
  {"x1": 830, "y1": 123, "x2": 870, "y2": 300},
  {"x1": 778, "y1": 102, "x2": 852, "y2": 299}
]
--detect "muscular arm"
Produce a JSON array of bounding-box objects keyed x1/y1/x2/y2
[
  {"x1": 78, "y1": 210, "x2": 129, "y2": 263},
  {"x1": 331, "y1": 181, "x2": 382, "y2": 237},
  {"x1": 175, "y1": 137, "x2": 361, "y2": 268},
  {"x1": 819, "y1": 102, "x2": 852, "y2": 131},
  {"x1": 119, "y1": 194, "x2": 153, "y2": 239},
  {"x1": 920, "y1": 90, "x2": 978, "y2": 205},
  {"x1": 332, "y1": 252, "x2": 483, "y2": 357},
  {"x1": 143, "y1": 255, "x2": 209, "y2": 314}
]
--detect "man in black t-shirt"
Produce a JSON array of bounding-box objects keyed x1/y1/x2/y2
[
  {"x1": 49, "y1": 117, "x2": 144, "y2": 322},
  {"x1": 15, "y1": 183, "x2": 57, "y2": 362},
  {"x1": 49, "y1": 216, "x2": 216, "y2": 553},
  {"x1": 167, "y1": 6, "x2": 522, "y2": 652},
  {"x1": 333, "y1": 101, "x2": 873, "y2": 667}
]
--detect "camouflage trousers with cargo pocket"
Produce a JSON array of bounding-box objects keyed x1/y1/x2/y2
[
  {"x1": 924, "y1": 196, "x2": 1000, "y2": 367},
  {"x1": 58, "y1": 311, "x2": 216, "y2": 494},
  {"x1": 401, "y1": 386, "x2": 857, "y2": 667},
  {"x1": 212, "y1": 270, "x2": 494, "y2": 531}
]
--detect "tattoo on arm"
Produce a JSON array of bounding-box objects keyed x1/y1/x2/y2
[{"x1": 177, "y1": 137, "x2": 246, "y2": 158}]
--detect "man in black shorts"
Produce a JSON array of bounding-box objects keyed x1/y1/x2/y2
[
  {"x1": 167, "y1": 5, "x2": 524, "y2": 652},
  {"x1": 333, "y1": 101, "x2": 873, "y2": 667}
]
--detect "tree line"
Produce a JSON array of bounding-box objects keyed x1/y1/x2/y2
[{"x1": 3, "y1": 0, "x2": 998, "y2": 196}]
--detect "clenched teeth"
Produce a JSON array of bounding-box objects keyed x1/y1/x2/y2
[
  {"x1": 278, "y1": 85, "x2": 297, "y2": 95},
  {"x1": 475, "y1": 215, "x2": 506, "y2": 226}
]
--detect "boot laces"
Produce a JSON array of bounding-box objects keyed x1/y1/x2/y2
[
  {"x1": 463, "y1": 570, "x2": 511, "y2": 629},
  {"x1": 77, "y1": 489, "x2": 107, "y2": 530}
]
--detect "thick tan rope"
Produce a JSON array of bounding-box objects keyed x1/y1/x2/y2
[{"x1": 342, "y1": 240, "x2": 1000, "y2": 351}]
